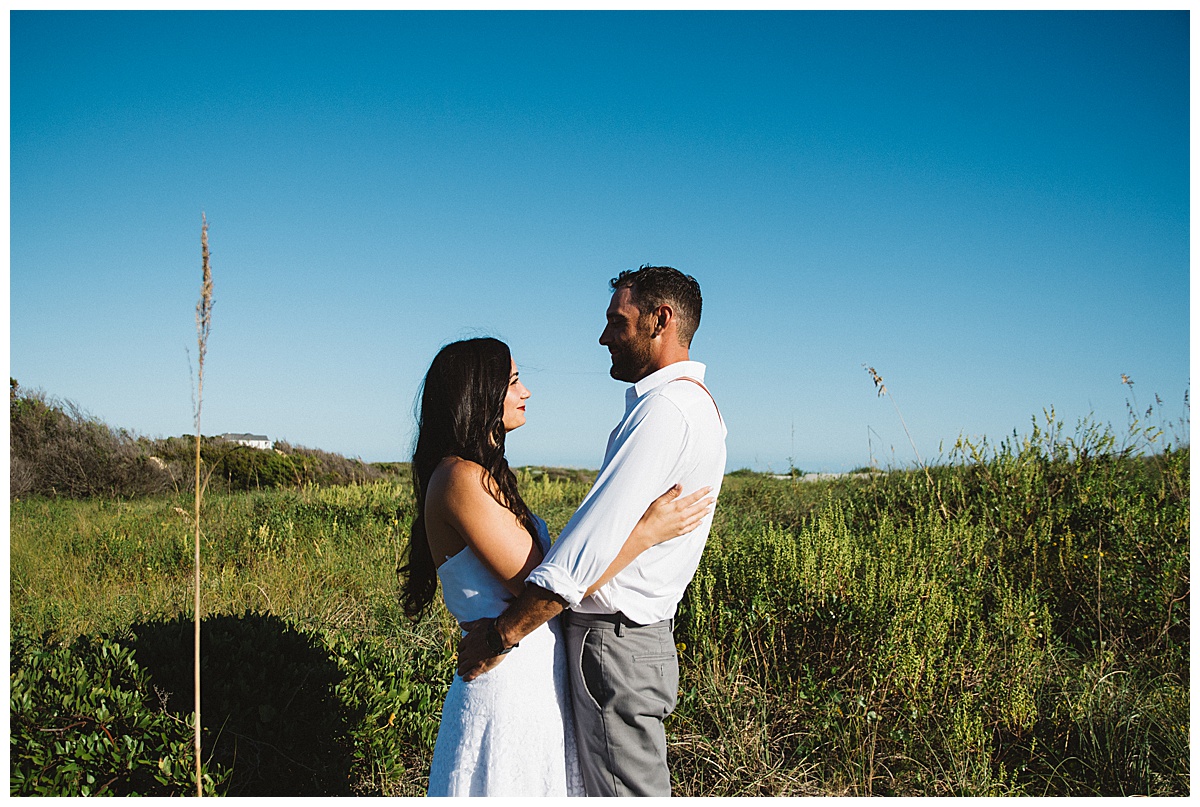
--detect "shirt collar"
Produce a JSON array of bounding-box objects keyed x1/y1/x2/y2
[{"x1": 625, "y1": 360, "x2": 708, "y2": 409}]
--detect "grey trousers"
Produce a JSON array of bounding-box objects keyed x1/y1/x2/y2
[{"x1": 564, "y1": 611, "x2": 679, "y2": 797}]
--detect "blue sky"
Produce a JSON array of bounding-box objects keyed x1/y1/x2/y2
[{"x1": 9, "y1": 10, "x2": 1191, "y2": 472}]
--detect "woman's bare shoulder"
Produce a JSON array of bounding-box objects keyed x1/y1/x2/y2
[{"x1": 427, "y1": 456, "x2": 497, "y2": 508}]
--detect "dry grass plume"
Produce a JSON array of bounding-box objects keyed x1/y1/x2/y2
[{"x1": 192, "y1": 214, "x2": 214, "y2": 795}]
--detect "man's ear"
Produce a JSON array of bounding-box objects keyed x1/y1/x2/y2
[{"x1": 651, "y1": 305, "x2": 673, "y2": 339}]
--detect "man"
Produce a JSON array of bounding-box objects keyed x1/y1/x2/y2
[{"x1": 456, "y1": 265, "x2": 727, "y2": 796}]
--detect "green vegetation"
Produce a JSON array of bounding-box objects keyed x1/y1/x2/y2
[
  {"x1": 10, "y1": 631, "x2": 226, "y2": 796},
  {"x1": 9, "y1": 380, "x2": 388, "y2": 498},
  {"x1": 671, "y1": 413, "x2": 1189, "y2": 795},
  {"x1": 9, "y1": 409, "x2": 1189, "y2": 795}
]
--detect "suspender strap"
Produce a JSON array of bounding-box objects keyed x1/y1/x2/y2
[{"x1": 672, "y1": 376, "x2": 723, "y2": 424}]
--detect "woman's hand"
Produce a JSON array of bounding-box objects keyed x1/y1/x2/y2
[
  {"x1": 632, "y1": 484, "x2": 714, "y2": 551},
  {"x1": 583, "y1": 484, "x2": 716, "y2": 598}
]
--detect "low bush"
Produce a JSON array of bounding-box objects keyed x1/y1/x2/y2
[
  {"x1": 10, "y1": 384, "x2": 173, "y2": 499},
  {"x1": 9, "y1": 627, "x2": 227, "y2": 796}
]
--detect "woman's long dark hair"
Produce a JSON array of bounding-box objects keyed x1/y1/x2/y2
[{"x1": 399, "y1": 337, "x2": 539, "y2": 619}]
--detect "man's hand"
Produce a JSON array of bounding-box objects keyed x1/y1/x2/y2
[
  {"x1": 456, "y1": 618, "x2": 507, "y2": 681},
  {"x1": 455, "y1": 587, "x2": 567, "y2": 680}
]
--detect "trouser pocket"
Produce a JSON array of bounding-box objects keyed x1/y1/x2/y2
[
  {"x1": 630, "y1": 649, "x2": 679, "y2": 716},
  {"x1": 577, "y1": 627, "x2": 609, "y2": 712}
]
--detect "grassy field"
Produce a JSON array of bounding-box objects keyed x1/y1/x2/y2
[{"x1": 9, "y1": 418, "x2": 1190, "y2": 796}]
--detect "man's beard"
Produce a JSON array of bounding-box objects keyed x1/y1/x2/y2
[{"x1": 608, "y1": 333, "x2": 655, "y2": 383}]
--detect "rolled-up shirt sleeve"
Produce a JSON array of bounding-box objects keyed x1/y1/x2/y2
[{"x1": 524, "y1": 394, "x2": 689, "y2": 608}]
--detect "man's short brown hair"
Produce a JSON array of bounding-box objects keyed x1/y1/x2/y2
[{"x1": 610, "y1": 265, "x2": 703, "y2": 347}]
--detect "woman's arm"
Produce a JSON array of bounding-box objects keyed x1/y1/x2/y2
[
  {"x1": 583, "y1": 484, "x2": 713, "y2": 598},
  {"x1": 426, "y1": 457, "x2": 542, "y2": 599}
]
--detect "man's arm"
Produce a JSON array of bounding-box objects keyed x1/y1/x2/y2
[
  {"x1": 456, "y1": 584, "x2": 565, "y2": 680},
  {"x1": 455, "y1": 482, "x2": 712, "y2": 679},
  {"x1": 523, "y1": 397, "x2": 688, "y2": 606},
  {"x1": 456, "y1": 396, "x2": 689, "y2": 679}
]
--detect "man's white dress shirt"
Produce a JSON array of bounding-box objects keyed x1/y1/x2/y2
[{"x1": 524, "y1": 360, "x2": 727, "y2": 625}]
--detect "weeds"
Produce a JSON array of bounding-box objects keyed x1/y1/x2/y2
[
  {"x1": 9, "y1": 411, "x2": 1188, "y2": 795},
  {"x1": 668, "y1": 392, "x2": 1187, "y2": 795}
]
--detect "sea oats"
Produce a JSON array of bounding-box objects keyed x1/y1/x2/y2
[{"x1": 191, "y1": 214, "x2": 214, "y2": 796}]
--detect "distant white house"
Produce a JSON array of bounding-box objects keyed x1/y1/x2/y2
[{"x1": 220, "y1": 433, "x2": 273, "y2": 451}]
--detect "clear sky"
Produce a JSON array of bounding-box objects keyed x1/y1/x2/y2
[{"x1": 8, "y1": 10, "x2": 1191, "y2": 473}]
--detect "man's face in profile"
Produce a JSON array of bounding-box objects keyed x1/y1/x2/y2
[{"x1": 599, "y1": 286, "x2": 656, "y2": 383}]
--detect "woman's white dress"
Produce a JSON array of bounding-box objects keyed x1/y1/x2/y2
[{"x1": 427, "y1": 516, "x2": 585, "y2": 796}]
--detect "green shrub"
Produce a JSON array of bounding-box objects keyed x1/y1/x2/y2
[
  {"x1": 329, "y1": 621, "x2": 456, "y2": 795},
  {"x1": 9, "y1": 385, "x2": 173, "y2": 499},
  {"x1": 9, "y1": 628, "x2": 227, "y2": 796}
]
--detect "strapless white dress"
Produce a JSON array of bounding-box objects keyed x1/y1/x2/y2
[{"x1": 427, "y1": 515, "x2": 584, "y2": 796}]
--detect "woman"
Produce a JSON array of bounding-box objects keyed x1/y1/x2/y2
[{"x1": 400, "y1": 338, "x2": 711, "y2": 797}]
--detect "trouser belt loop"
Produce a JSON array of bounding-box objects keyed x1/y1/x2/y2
[{"x1": 615, "y1": 621, "x2": 624, "y2": 638}]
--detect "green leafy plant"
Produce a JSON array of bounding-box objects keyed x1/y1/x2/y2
[{"x1": 10, "y1": 629, "x2": 228, "y2": 796}]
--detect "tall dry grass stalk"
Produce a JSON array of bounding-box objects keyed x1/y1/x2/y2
[
  {"x1": 863, "y1": 364, "x2": 949, "y2": 519},
  {"x1": 193, "y1": 214, "x2": 214, "y2": 796}
]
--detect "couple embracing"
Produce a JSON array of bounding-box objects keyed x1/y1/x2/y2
[{"x1": 401, "y1": 265, "x2": 727, "y2": 796}]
